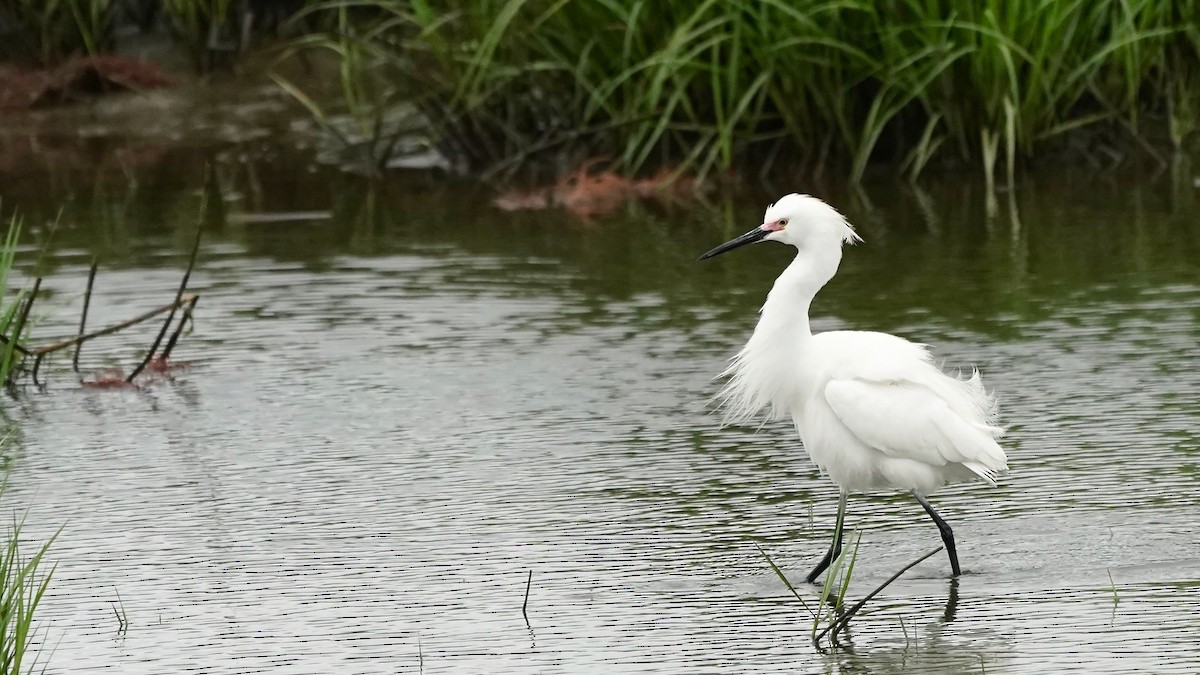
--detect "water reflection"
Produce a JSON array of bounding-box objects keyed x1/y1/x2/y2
[{"x1": 0, "y1": 153, "x2": 1198, "y2": 673}]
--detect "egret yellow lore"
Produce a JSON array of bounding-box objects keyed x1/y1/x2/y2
[{"x1": 700, "y1": 194, "x2": 1008, "y2": 580}]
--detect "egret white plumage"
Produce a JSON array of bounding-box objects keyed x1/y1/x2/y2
[{"x1": 700, "y1": 194, "x2": 1007, "y2": 580}]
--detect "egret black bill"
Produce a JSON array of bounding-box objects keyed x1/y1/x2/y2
[{"x1": 698, "y1": 227, "x2": 769, "y2": 260}]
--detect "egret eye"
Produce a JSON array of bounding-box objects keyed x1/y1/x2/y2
[{"x1": 702, "y1": 193, "x2": 1009, "y2": 581}]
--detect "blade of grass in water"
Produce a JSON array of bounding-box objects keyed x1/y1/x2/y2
[
  {"x1": 754, "y1": 544, "x2": 815, "y2": 619},
  {"x1": 0, "y1": 210, "x2": 24, "y2": 385}
]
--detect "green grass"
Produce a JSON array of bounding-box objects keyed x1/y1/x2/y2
[
  {"x1": 756, "y1": 543, "x2": 815, "y2": 618},
  {"x1": 163, "y1": 0, "x2": 249, "y2": 71},
  {"x1": 111, "y1": 588, "x2": 128, "y2": 634},
  {"x1": 6, "y1": 1, "x2": 1197, "y2": 181},
  {"x1": 0, "y1": 0, "x2": 297, "y2": 70},
  {"x1": 273, "y1": 5, "x2": 417, "y2": 175},
  {"x1": 0, "y1": 212, "x2": 26, "y2": 387},
  {"x1": 0, "y1": 487, "x2": 60, "y2": 675},
  {"x1": 757, "y1": 528, "x2": 862, "y2": 645},
  {"x1": 813, "y1": 529, "x2": 860, "y2": 641},
  {"x1": 0, "y1": 0, "x2": 113, "y2": 65},
  {"x1": 283, "y1": 0, "x2": 1200, "y2": 182}
]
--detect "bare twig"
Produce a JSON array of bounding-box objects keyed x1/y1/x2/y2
[
  {"x1": 73, "y1": 260, "x2": 98, "y2": 372},
  {"x1": 522, "y1": 570, "x2": 532, "y2": 621},
  {"x1": 814, "y1": 546, "x2": 944, "y2": 645},
  {"x1": 31, "y1": 295, "x2": 198, "y2": 356},
  {"x1": 4, "y1": 276, "x2": 42, "y2": 384},
  {"x1": 0, "y1": 335, "x2": 32, "y2": 357},
  {"x1": 159, "y1": 295, "x2": 199, "y2": 361},
  {"x1": 12, "y1": 277, "x2": 42, "y2": 354},
  {"x1": 127, "y1": 225, "x2": 202, "y2": 382}
]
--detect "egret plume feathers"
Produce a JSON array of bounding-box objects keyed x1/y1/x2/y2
[{"x1": 700, "y1": 193, "x2": 1009, "y2": 579}]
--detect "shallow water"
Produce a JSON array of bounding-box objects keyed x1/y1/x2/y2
[{"x1": 1, "y1": 151, "x2": 1199, "y2": 673}]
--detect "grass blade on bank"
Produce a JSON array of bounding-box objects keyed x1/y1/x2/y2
[
  {"x1": 0, "y1": 497, "x2": 61, "y2": 674},
  {"x1": 275, "y1": 0, "x2": 1200, "y2": 182}
]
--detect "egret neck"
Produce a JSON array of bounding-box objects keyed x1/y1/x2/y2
[
  {"x1": 761, "y1": 240, "x2": 845, "y2": 341},
  {"x1": 699, "y1": 193, "x2": 1008, "y2": 580}
]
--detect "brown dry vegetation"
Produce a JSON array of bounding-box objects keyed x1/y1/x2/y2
[
  {"x1": 0, "y1": 55, "x2": 172, "y2": 112},
  {"x1": 493, "y1": 162, "x2": 703, "y2": 217}
]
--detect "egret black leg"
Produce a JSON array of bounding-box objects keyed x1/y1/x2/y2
[
  {"x1": 806, "y1": 491, "x2": 848, "y2": 584},
  {"x1": 805, "y1": 529, "x2": 842, "y2": 584},
  {"x1": 912, "y1": 491, "x2": 961, "y2": 577}
]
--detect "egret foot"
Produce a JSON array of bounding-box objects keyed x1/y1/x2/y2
[
  {"x1": 805, "y1": 537, "x2": 841, "y2": 584},
  {"x1": 913, "y1": 491, "x2": 961, "y2": 577},
  {"x1": 806, "y1": 491, "x2": 848, "y2": 584}
]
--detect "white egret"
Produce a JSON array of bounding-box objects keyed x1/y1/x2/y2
[{"x1": 700, "y1": 194, "x2": 1007, "y2": 580}]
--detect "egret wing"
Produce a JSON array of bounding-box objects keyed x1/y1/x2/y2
[{"x1": 823, "y1": 378, "x2": 1008, "y2": 484}]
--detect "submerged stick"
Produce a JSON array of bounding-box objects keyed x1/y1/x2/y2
[
  {"x1": 159, "y1": 295, "x2": 198, "y2": 361},
  {"x1": 31, "y1": 295, "x2": 197, "y2": 356},
  {"x1": 127, "y1": 224, "x2": 202, "y2": 382},
  {"x1": 522, "y1": 570, "x2": 532, "y2": 620},
  {"x1": 73, "y1": 260, "x2": 98, "y2": 372},
  {"x1": 12, "y1": 277, "x2": 42, "y2": 351},
  {"x1": 814, "y1": 546, "x2": 943, "y2": 645},
  {"x1": 0, "y1": 335, "x2": 32, "y2": 357},
  {"x1": 5, "y1": 276, "x2": 43, "y2": 382}
]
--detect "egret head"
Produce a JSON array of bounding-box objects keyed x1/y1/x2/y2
[{"x1": 699, "y1": 193, "x2": 861, "y2": 260}]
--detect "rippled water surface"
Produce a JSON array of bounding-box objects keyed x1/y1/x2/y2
[{"x1": 2, "y1": 159, "x2": 1199, "y2": 673}]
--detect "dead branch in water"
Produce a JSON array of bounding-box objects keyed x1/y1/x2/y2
[
  {"x1": 160, "y1": 295, "x2": 199, "y2": 361},
  {"x1": 0, "y1": 335, "x2": 31, "y2": 357},
  {"x1": 13, "y1": 277, "x2": 42, "y2": 344},
  {"x1": 522, "y1": 570, "x2": 533, "y2": 622},
  {"x1": 73, "y1": 259, "x2": 98, "y2": 372},
  {"x1": 813, "y1": 546, "x2": 944, "y2": 646},
  {"x1": 30, "y1": 294, "x2": 199, "y2": 358},
  {"x1": 127, "y1": 225, "x2": 202, "y2": 382},
  {"x1": 7, "y1": 229, "x2": 203, "y2": 387}
]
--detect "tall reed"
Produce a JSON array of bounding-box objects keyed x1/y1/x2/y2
[
  {"x1": 0, "y1": 213, "x2": 25, "y2": 386},
  {"x1": 163, "y1": 0, "x2": 249, "y2": 71},
  {"x1": 0, "y1": 441, "x2": 60, "y2": 673},
  {"x1": 0, "y1": 504, "x2": 59, "y2": 675},
  {"x1": 0, "y1": 0, "x2": 302, "y2": 69},
  {"x1": 0, "y1": 0, "x2": 114, "y2": 64},
  {"x1": 290, "y1": 0, "x2": 1200, "y2": 181},
  {"x1": 274, "y1": 4, "x2": 415, "y2": 174}
]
